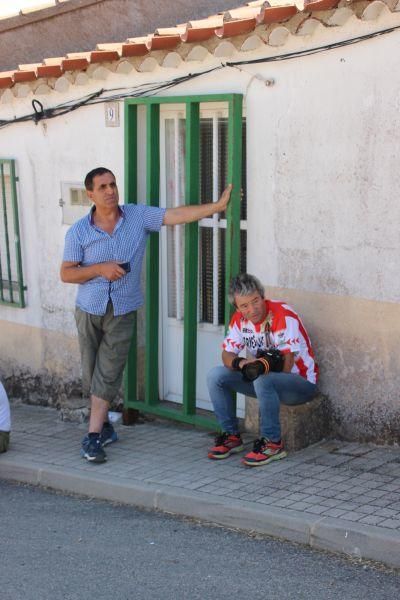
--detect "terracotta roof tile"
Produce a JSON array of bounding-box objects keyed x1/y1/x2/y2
[
  {"x1": 65, "y1": 52, "x2": 92, "y2": 60},
  {"x1": 125, "y1": 36, "x2": 149, "y2": 43},
  {"x1": 181, "y1": 26, "x2": 216, "y2": 43},
  {"x1": 121, "y1": 43, "x2": 149, "y2": 57},
  {"x1": 258, "y1": 4, "x2": 298, "y2": 24},
  {"x1": 18, "y1": 63, "x2": 43, "y2": 71},
  {"x1": 37, "y1": 64, "x2": 63, "y2": 77},
  {"x1": 0, "y1": 0, "x2": 396, "y2": 95},
  {"x1": 61, "y1": 57, "x2": 89, "y2": 71},
  {"x1": 187, "y1": 16, "x2": 224, "y2": 29},
  {"x1": 13, "y1": 69, "x2": 37, "y2": 83},
  {"x1": 0, "y1": 72, "x2": 14, "y2": 88},
  {"x1": 304, "y1": 0, "x2": 341, "y2": 10},
  {"x1": 155, "y1": 26, "x2": 187, "y2": 36},
  {"x1": 216, "y1": 17, "x2": 258, "y2": 38},
  {"x1": 96, "y1": 43, "x2": 123, "y2": 52},
  {"x1": 90, "y1": 50, "x2": 120, "y2": 63},
  {"x1": 43, "y1": 57, "x2": 65, "y2": 66},
  {"x1": 146, "y1": 34, "x2": 181, "y2": 51},
  {"x1": 224, "y1": 7, "x2": 263, "y2": 19}
]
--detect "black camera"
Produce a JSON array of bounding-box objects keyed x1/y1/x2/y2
[
  {"x1": 241, "y1": 348, "x2": 284, "y2": 382},
  {"x1": 255, "y1": 348, "x2": 284, "y2": 372}
]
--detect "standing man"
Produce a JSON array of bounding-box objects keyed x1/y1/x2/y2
[
  {"x1": 61, "y1": 167, "x2": 231, "y2": 463},
  {"x1": 207, "y1": 273, "x2": 318, "y2": 466}
]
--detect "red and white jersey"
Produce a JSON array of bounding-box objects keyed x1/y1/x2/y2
[{"x1": 222, "y1": 300, "x2": 318, "y2": 384}]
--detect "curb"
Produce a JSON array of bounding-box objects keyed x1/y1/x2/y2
[{"x1": 1, "y1": 456, "x2": 400, "y2": 569}]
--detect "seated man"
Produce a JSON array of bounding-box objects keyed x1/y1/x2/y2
[
  {"x1": 207, "y1": 273, "x2": 318, "y2": 466},
  {"x1": 0, "y1": 380, "x2": 11, "y2": 453}
]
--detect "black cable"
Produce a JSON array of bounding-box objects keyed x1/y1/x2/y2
[
  {"x1": 0, "y1": 88, "x2": 104, "y2": 128},
  {"x1": 0, "y1": 23, "x2": 398, "y2": 130},
  {"x1": 32, "y1": 99, "x2": 45, "y2": 123},
  {"x1": 225, "y1": 23, "x2": 400, "y2": 67},
  {"x1": 0, "y1": 67, "x2": 224, "y2": 129}
]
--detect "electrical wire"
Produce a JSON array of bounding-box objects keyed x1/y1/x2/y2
[
  {"x1": 225, "y1": 23, "x2": 400, "y2": 66},
  {"x1": 0, "y1": 67, "x2": 223, "y2": 129},
  {"x1": 0, "y1": 23, "x2": 399, "y2": 130}
]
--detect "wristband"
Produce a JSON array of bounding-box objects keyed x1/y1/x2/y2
[
  {"x1": 257, "y1": 357, "x2": 270, "y2": 375},
  {"x1": 231, "y1": 356, "x2": 243, "y2": 371}
]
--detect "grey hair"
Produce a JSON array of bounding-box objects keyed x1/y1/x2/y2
[{"x1": 228, "y1": 273, "x2": 265, "y2": 306}]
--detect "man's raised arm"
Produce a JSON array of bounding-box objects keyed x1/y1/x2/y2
[{"x1": 163, "y1": 184, "x2": 232, "y2": 226}]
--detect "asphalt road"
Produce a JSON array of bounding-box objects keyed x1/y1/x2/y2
[{"x1": 0, "y1": 479, "x2": 399, "y2": 600}]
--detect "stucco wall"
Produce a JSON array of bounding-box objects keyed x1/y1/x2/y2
[
  {"x1": 0, "y1": 10, "x2": 399, "y2": 441},
  {"x1": 244, "y1": 19, "x2": 400, "y2": 442},
  {"x1": 0, "y1": 319, "x2": 81, "y2": 406},
  {"x1": 0, "y1": 100, "x2": 126, "y2": 403},
  {"x1": 263, "y1": 288, "x2": 400, "y2": 443}
]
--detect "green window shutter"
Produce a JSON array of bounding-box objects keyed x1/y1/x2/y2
[{"x1": 0, "y1": 159, "x2": 26, "y2": 308}]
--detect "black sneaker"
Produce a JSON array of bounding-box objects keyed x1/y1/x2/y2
[
  {"x1": 100, "y1": 422, "x2": 118, "y2": 447},
  {"x1": 81, "y1": 422, "x2": 118, "y2": 450},
  {"x1": 80, "y1": 436, "x2": 107, "y2": 463}
]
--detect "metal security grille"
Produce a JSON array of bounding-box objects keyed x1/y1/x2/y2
[
  {"x1": 198, "y1": 118, "x2": 247, "y2": 325},
  {"x1": 124, "y1": 94, "x2": 243, "y2": 428},
  {"x1": 0, "y1": 159, "x2": 25, "y2": 307}
]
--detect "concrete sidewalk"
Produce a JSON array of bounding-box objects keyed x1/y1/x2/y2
[{"x1": 1, "y1": 403, "x2": 400, "y2": 569}]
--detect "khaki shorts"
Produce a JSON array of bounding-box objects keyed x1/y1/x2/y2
[
  {"x1": 75, "y1": 302, "x2": 135, "y2": 403},
  {"x1": 0, "y1": 431, "x2": 10, "y2": 453}
]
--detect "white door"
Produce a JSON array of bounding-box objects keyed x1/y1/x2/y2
[{"x1": 159, "y1": 103, "x2": 247, "y2": 415}]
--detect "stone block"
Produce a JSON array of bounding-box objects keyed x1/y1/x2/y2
[
  {"x1": 244, "y1": 396, "x2": 260, "y2": 433},
  {"x1": 59, "y1": 396, "x2": 89, "y2": 423},
  {"x1": 244, "y1": 393, "x2": 331, "y2": 452},
  {"x1": 58, "y1": 395, "x2": 124, "y2": 424},
  {"x1": 60, "y1": 406, "x2": 89, "y2": 423}
]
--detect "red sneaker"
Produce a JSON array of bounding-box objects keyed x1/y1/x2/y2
[
  {"x1": 242, "y1": 438, "x2": 287, "y2": 467},
  {"x1": 208, "y1": 432, "x2": 244, "y2": 460}
]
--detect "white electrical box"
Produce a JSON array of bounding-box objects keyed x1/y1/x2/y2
[{"x1": 60, "y1": 182, "x2": 91, "y2": 225}]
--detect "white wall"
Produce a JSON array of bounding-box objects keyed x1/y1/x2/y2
[{"x1": 245, "y1": 26, "x2": 400, "y2": 304}]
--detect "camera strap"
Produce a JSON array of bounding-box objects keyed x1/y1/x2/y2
[{"x1": 263, "y1": 322, "x2": 274, "y2": 350}]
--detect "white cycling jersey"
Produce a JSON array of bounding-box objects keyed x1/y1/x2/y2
[{"x1": 222, "y1": 300, "x2": 318, "y2": 384}]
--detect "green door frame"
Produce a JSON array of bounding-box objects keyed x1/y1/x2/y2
[{"x1": 124, "y1": 94, "x2": 243, "y2": 429}]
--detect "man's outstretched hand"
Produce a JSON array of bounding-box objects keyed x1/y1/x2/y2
[{"x1": 214, "y1": 184, "x2": 233, "y2": 213}]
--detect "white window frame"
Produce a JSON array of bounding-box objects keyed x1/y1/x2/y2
[{"x1": 160, "y1": 102, "x2": 247, "y2": 331}]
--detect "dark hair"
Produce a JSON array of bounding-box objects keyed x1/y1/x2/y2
[
  {"x1": 228, "y1": 273, "x2": 265, "y2": 306},
  {"x1": 84, "y1": 167, "x2": 115, "y2": 191}
]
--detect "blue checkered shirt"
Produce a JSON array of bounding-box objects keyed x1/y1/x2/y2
[{"x1": 63, "y1": 204, "x2": 166, "y2": 316}]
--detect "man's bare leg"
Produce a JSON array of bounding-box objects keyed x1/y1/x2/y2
[{"x1": 89, "y1": 394, "x2": 109, "y2": 433}]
